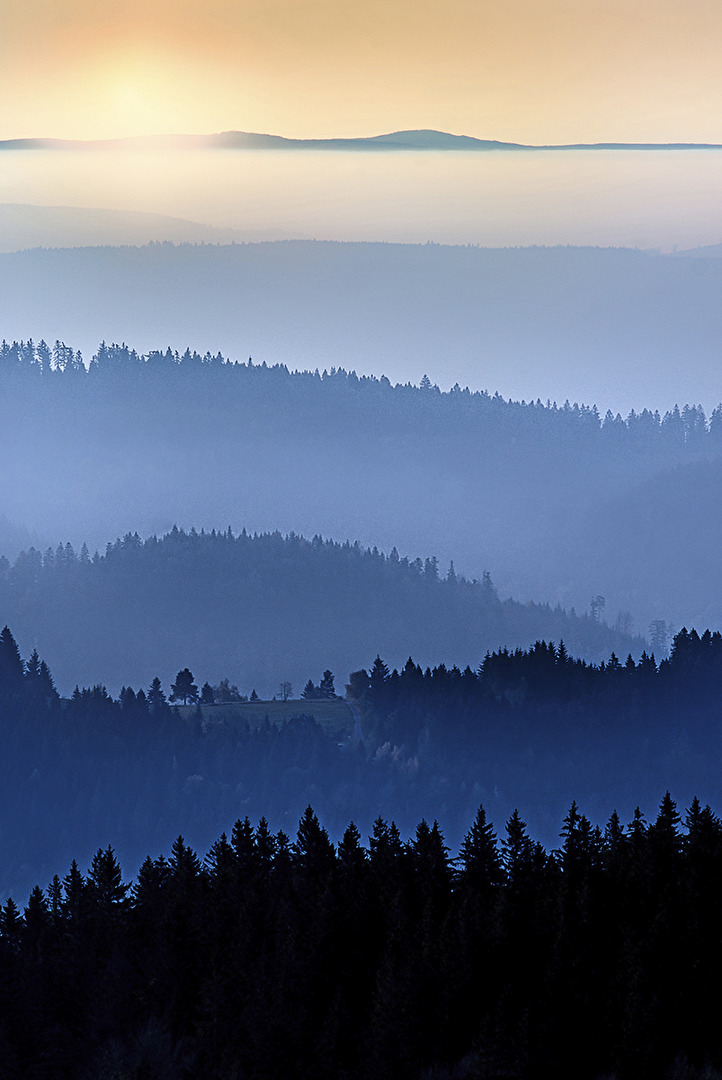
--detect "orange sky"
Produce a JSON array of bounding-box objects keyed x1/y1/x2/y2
[{"x1": 2, "y1": 0, "x2": 722, "y2": 143}]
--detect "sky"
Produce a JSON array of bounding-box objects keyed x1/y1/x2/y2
[{"x1": 2, "y1": 0, "x2": 722, "y2": 144}]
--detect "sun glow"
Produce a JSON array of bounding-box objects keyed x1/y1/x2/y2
[
  {"x1": 2, "y1": 0, "x2": 722, "y2": 143},
  {"x1": 84, "y1": 53, "x2": 196, "y2": 139},
  {"x1": 110, "y1": 82, "x2": 145, "y2": 116},
  {"x1": 0, "y1": 41, "x2": 241, "y2": 142}
]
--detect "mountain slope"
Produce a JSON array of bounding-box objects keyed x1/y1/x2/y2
[{"x1": 0, "y1": 527, "x2": 641, "y2": 695}]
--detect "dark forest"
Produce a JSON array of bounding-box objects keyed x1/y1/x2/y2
[{"x1": 1, "y1": 789, "x2": 721, "y2": 1079}]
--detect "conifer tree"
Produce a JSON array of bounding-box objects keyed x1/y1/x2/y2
[
  {"x1": 147, "y1": 676, "x2": 167, "y2": 712},
  {"x1": 292, "y1": 806, "x2": 335, "y2": 880},
  {"x1": 254, "y1": 817, "x2": 277, "y2": 873},
  {"x1": 231, "y1": 816, "x2": 258, "y2": 879},
  {"x1": 459, "y1": 805, "x2": 503, "y2": 890},
  {"x1": 337, "y1": 822, "x2": 367, "y2": 877},
  {"x1": 319, "y1": 670, "x2": 336, "y2": 698},
  {"x1": 0, "y1": 626, "x2": 24, "y2": 696},
  {"x1": 87, "y1": 846, "x2": 129, "y2": 908}
]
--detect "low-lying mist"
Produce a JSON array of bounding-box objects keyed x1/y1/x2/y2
[{"x1": 3, "y1": 147, "x2": 722, "y2": 250}]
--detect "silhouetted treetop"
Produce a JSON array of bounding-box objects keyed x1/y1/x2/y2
[{"x1": 4, "y1": 793, "x2": 722, "y2": 1078}]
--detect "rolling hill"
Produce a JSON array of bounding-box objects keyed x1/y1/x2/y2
[{"x1": 0, "y1": 527, "x2": 641, "y2": 696}]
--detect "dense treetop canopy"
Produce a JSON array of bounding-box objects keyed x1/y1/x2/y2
[{"x1": 1, "y1": 789, "x2": 722, "y2": 1079}]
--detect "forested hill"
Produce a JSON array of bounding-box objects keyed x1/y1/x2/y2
[
  {"x1": 0, "y1": 337, "x2": 720, "y2": 635},
  {"x1": 0, "y1": 526, "x2": 640, "y2": 695}
]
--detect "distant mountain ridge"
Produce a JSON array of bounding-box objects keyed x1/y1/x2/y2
[{"x1": 2, "y1": 129, "x2": 721, "y2": 152}]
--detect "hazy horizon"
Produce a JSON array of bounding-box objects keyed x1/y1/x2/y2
[{"x1": 3, "y1": 147, "x2": 722, "y2": 255}]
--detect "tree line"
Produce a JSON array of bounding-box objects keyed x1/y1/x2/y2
[
  {"x1": 356, "y1": 626, "x2": 722, "y2": 722},
  {"x1": 0, "y1": 794, "x2": 721, "y2": 1079},
  {"x1": 1, "y1": 336, "x2": 720, "y2": 451}
]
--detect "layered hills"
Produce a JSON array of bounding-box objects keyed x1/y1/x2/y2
[{"x1": 0, "y1": 338, "x2": 719, "y2": 643}]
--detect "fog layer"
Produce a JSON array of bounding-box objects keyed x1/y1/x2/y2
[{"x1": 2, "y1": 149, "x2": 722, "y2": 250}]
